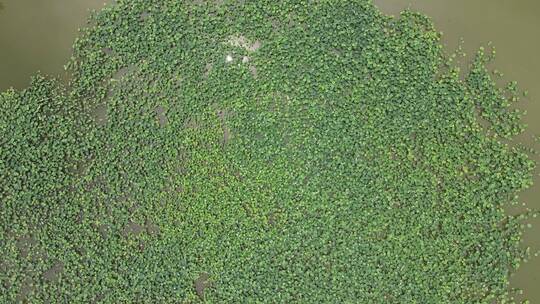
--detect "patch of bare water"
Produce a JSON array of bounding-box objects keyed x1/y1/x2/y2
[
  {"x1": 155, "y1": 105, "x2": 168, "y2": 127},
  {"x1": 122, "y1": 221, "x2": 145, "y2": 237},
  {"x1": 194, "y1": 272, "x2": 211, "y2": 300},
  {"x1": 92, "y1": 103, "x2": 108, "y2": 126},
  {"x1": 227, "y1": 35, "x2": 262, "y2": 53},
  {"x1": 0, "y1": 0, "x2": 107, "y2": 91},
  {"x1": 43, "y1": 261, "x2": 64, "y2": 282}
]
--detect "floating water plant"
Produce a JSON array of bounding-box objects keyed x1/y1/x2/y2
[{"x1": 0, "y1": 0, "x2": 536, "y2": 302}]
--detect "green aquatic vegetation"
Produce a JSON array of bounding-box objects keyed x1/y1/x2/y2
[{"x1": 0, "y1": 0, "x2": 536, "y2": 302}]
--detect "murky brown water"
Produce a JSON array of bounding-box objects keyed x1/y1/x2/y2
[
  {"x1": 1, "y1": 0, "x2": 539, "y2": 301},
  {"x1": 0, "y1": 0, "x2": 107, "y2": 91}
]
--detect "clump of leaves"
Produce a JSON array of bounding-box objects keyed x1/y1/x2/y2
[{"x1": 0, "y1": 0, "x2": 535, "y2": 303}]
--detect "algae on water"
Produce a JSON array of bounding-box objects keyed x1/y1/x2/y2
[{"x1": 0, "y1": 1, "x2": 535, "y2": 302}]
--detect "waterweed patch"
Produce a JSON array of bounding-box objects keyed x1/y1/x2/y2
[{"x1": 0, "y1": 0, "x2": 536, "y2": 303}]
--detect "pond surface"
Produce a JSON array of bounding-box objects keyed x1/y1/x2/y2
[
  {"x1": 0, "y1": 0, "x2": 107, "y2": 91},
  {"x1": 1, "y1": 0, "x2": 540, "y2": 301}
]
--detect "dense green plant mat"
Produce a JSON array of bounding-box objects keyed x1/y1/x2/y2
[{"x1": 0, "y1": 0, "x2": 536, "y2": 302}]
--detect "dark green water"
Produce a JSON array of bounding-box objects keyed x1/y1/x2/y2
[{"x1": 1, "y1": 0, "x2": 539, "y2": 301}]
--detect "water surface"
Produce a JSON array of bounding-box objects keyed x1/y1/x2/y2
[{"x1": 0, "y1": 0, "x2": 106, "y2": 91}]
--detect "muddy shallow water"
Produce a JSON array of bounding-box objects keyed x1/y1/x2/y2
[
  {"x1": 0, "y1": 0, "x2": 107, "y2": 91},
  {"x1": 1, "y1": 0, "x2": 539, "y2": 301}
]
